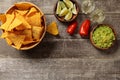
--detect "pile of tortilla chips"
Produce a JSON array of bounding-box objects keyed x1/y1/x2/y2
[{"x1": 0, "y1": 2, "x2": 45, "y2": 50}]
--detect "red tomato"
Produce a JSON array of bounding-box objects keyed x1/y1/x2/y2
[
  {"x1": 79, "y1": 19, "x2": 90, "y2": 37},
  {"x1": 67, "y1": 21, "x2": 78, "y2": 35}
]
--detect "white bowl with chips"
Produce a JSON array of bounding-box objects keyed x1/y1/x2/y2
[{"x1": 1, "y1": 2, "x2": 46, "y2": 50}]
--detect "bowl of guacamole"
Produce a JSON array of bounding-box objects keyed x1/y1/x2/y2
[{"x1": 90, "y1": 24, "x2": 116, "y2": 50}]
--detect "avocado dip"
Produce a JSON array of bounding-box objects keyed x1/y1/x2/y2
[{"x1": 92, "y1": 25, "x2": 115, "y2": 48}]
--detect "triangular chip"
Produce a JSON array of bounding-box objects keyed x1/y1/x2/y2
[
  {"x1": 8, "y1": 33, "x2": 25, "y2": 49},
  {"x1": 22, "y1": 29, "x2": 33, "y2": 41},
  {"x1": 15, "y1": 3, "x2": 33, "y2": 10},
  {"x1": 32, "y1": 26, "x2": 44, "y2": 41},
  {"x1": 15, "y1": 10, "x2": 28, "y2": 16},
  {"x1": 8, "y1": 18, "x2": 22, "y2": 31},
  {"x1": 13, "y1": 30, "x2": 23, "y2": 35},
  {"x1": 0, "y1": 14, "x2": 15, "y2": 30},
  {"x1": 0, "y1": 31, "x2": 8, "y2": 38},
  {"x1": 47, "y1": 21, "x2": 59, "y2": 35},
  {"x1": 15, "y1": 24, "x2": 26, "y2": 30},
  {"x1": 14, "y1": 35, "x2": 25, "y2": 50},
  {"x1": 15, "y1": 12, "x2": 31, "y2": 29},
  {"x1": 0, "y1": 14, "x2": 6, "y2": 24},
  {"x1": 26, "y1": 12, "x2": 42, "y2": 26},
  {"x1": 5, "y1": 38, "x2": 12, "y2": 45},
  {"x1": 26, "y1": 7, "x2": 38, "y2": 17}
]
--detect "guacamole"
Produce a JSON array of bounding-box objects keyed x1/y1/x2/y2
[{"x1": 92, "y1": 25, "x2": 115, "y2": 48}]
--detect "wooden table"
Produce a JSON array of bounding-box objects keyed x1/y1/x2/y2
[{"x1": 0, "y1": 0, "x2": 120, "y2": 80}]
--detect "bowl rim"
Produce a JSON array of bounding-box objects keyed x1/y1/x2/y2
[
  {"x1": 90, "y1": 24, "x2": 117, "y2": 50},
  {"x1": 5, "y1": 2, "x2": 47, "y2": 50},
  {"x1": 54, "y1": 0, "x2": 80, "y2": 23}
]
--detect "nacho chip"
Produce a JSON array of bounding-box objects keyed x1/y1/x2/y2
[
  {"x1": 15, "y1": 24, "x2": 26, "y2": 30},
  {"x1": 5, "y1": 38, "x2": 12, "y2": 45},
  {"x1": 13, "y1": 30, "x2": 23, "y2": 35},
  {"x1": 32, "y1": 26, "x2": 43, "y2": 41},
  {"x1": 26, "y1": 12, "x2": 42, "y2": 26},
  {"x1": 26, "y1": 7, "x2": 38, "y2": 17},
  {"x1": 22, "y1": 29, "x2": 33, "y2": 41},
  {"x1": 15, "y1": 10, "x2": 28, "y2": 16},
  {"x1": 47, "y1": 21, "x2": 59, "y2": 36},
  {"x1": 0, "y1": 14, "x2": 6, "y2": 24},
  {"x1": 14, "y1": 35, "x2": 25, "y2": 49},
  {"x1": 15, "y1": 12, "x2": 31, "y2": 29},
  {"x1": 0, "y1": 32, "x2": 8, "y2": 38},
  {"x1": 15, "y1": 3, "x2": 33, "y2": 10},
  {"x1": 8, "y1": 18, "x2": 22, "y2": 31},
  {"x1": 8, "y1": 33, "x2": 25, "y2": 49},
  {"x1": 0, "y1": 14, "x2": 15, "y2": 30}
]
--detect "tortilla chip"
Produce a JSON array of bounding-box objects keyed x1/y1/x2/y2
[
  {"x1": 13, "y1": 30, "x2": 23, "y2": 35},
  {"x1": 22, "y1": 29, "x2": 33, "y2": 41},
  {"x1": 26, "y1": 12, "x2": 42, "y2": 26},
  {"x1": 8, "y1": 18, "x2": 22, "y2": 31},
  {"x1": 47, "y1": 21, "x2": 59, "y2": 35},
  {"x1": 32, "y1": 26, "x2": 43, "y2": 41},
  {"x1": 15, "y1": 24, "x2": 26, "y2": 30},
  {"x1": 8, "y1": 33, "x2": 25, "y2": 49},
  {"x1": 14, "y1": 35, "x2": 25, "y2": 49},
  {"x1": 15, "y1": 10, "x2": 28, "y2": 16},
  {"x1": 0, "y1": 14, "x2": 15, "y2": 30},
  {"x1": 5, "y1": 38, "x2": 12, "y2": 45},
  {"x1": 15, "y1": 3, "x2": 33, "y2": 10},
  {"x1": 0, "y1": 14, "x2": 6, "y2": 24},
  {"x1": 0, "y1": 32, "x2": 8, "y2": 38},
  {"x1": 15, "y1": 12, "x2": 31, "y2": 29},
  {"x1": 26, "y1": 7, "x2": 38, "y2": 17}
]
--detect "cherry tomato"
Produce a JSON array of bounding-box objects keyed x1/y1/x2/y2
[
  {"x1": 79, "y1": 19, "x2": 90, "y2": 37},
  {"x1": 67, "y1": 21, "x2": 78, "y2": 35}
]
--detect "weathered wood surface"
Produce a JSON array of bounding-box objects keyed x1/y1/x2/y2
[
  {"x1": 0, "y1": 0, "x2": 120, "y2": 80},
  {"x1": 0, "y1": 59, "x2": 120, "y2": 80}
]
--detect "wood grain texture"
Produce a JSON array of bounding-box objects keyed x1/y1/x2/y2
[
  {"x1": 0, "y1": 0, "x2": 120, "y2": 80},
  {"x1": 0, "y1": 58, "x2": 120, "y2": 80},
  {"x1": 0, "y1": 39, "x2": 119, "y2": 59}
]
